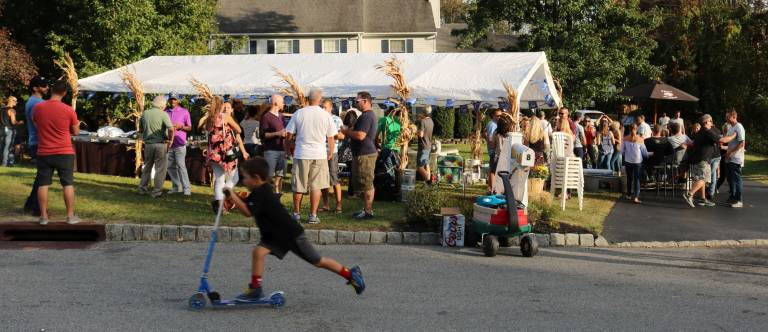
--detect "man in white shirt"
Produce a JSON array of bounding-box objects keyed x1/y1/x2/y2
[
  {"x1": 720, "y1": 109, "x2": 746, "y2": 208},
  {"x1": 636, "y1": 114, "x2": 652, "y2": 139},
  {"x1": 285, "y1": 88, "x2": 337, "y2": 224},
  {"x1": 670, "y1": 111, "x2": 685, "y2": 135},
  {"x1": 658, "y1": 112, "x2": 670, "y2": 130}
]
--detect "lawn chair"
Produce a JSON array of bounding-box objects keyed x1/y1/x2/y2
[{"x1": 549, "y1": 132, "x2": 583, "y2": 211}]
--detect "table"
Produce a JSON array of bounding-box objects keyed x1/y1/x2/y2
[{"x1": 73, "y1": 139, "x2": 211, "y2": 185}]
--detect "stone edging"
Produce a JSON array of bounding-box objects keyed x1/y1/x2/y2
[{"x1": 104, "y1": 224, "x2": 768, "y2": 249}]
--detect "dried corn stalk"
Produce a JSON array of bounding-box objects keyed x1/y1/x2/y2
[
  {"x1": 271, "y1": 67, "x2": 306, "y2": 108},
  {"x1": 120, "y1": 68, "x2": 145, "y2": 177},
  {"x1": 190, "y1": 78, "x2": 222, "y2": 129},
  {"x1": 54, "y1": 53, "x2": 79, "y2": 111},
  {"x1": 376, "y1": 57, "x2": 413, "y2": 170},
  {"x1": 502, "y1": 81, "x2": 520, "y2": 132},
  {"x1": 470, "y1": 106, "x2": 485, "y2": 160}
]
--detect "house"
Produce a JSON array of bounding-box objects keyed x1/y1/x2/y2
[{"x1": 213, "y1": 0, "x2": 440, "y2": 54}]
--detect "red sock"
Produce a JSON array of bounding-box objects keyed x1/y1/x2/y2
[
  {"x1": 251, "y1": 275, "x2": 262, "y2": 289},
  {"x1": 338, "y1": 267, "x2": 352, "y2": 280}
]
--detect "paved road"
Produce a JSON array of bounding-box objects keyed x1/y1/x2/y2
[
  {"x1": 604, "y1": 180, "x2": 768, "y2": 242},
  {"x1": 1, "y1": 243, "x2": 768, "y2": 331}
]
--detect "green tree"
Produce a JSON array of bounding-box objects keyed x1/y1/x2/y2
[
  {"x1": 0, "y1": 0, "x2": 37, "y2": 95},
  {"x1": 454, "y1": 106, "x2": 473, "y2": 139},
  {"x1": 433, "y1": 106, "x2": 455, "y2": 139},
  {"x1": 0, "y1": 0, "x2": 217, "y2": 78},
  {"x1": 462, "y1": 0, "x2": 662, "y2": 109}
]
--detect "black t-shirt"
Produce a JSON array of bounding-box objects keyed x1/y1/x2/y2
[
  {"x1": 246, "y1": 183, "x2": 304, "y2": 246},
  {"x1": 351, "y1": 110, "x2": 377, "y2": 156},
  {"x1": 689, "y1": 128, "x2": 720, "y2": 163},
  {"x1": 644, "y1": 137, "x2": 671, "y2": 166}
]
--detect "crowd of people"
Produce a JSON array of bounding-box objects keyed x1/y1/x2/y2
[{"x1": 481, "y1": 105, "x2": 746, "y2": 208}]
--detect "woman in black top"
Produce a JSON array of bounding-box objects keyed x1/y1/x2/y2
[{"x1": 2, "y1": 96, "x2": 23, "y2": 166}]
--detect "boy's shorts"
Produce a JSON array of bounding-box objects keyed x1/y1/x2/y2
[
  {"x1": 37, "y1": 154, "x2": 75, "y2": 187},
  {"x1": 417, "y1": 149, "x2": 430, "y2": 168},
  {"x1": 259, "y1": 234, "x2": 321, "y2": 265}
]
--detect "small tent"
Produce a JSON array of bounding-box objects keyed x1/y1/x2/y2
[{"x1": 78, "y1": 52, "x2": 562, "y2": 107}]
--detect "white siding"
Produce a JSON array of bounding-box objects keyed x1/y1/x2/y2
[
  {"x1": 360, "y1": 36, "x2": 436, "y2": 53},
  {"x1": 217, "y1": 35, "x2": 434, "y2": 54}
]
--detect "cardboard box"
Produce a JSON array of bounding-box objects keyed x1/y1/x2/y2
[{"x1": 441, "y1": 208, "x2": 465, "y2": 247}]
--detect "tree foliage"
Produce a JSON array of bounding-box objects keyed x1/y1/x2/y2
[
  {"x1": 0, "y1": 0, "x2": 37, "y2": 95},
  {"x1": 454, "y1": 106, "x2": 474, "y2": 139},
  {"x1": 433, "y1": 106, "x2": 456, "y2": 139},
  {"x1": 462, "y1": 0, "x2": 662, "y2": 109},
  {"x1": 0, "y1": 0, "x2": 217, "y2": 78}
]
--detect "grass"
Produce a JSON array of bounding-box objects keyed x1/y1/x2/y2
[
  {"x1": 546, "y1": 192, "x2": 621, "y2": 235},
  {"x1": 0, "y1": 166, "x2": 400, "y2": 231},
  {"x1": 744, "y1": 153, "x2": 768, "y2": 185}
]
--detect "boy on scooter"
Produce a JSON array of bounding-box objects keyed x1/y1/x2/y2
[{"x1": 224, "y1": 157, "x2": 365, "y2": 301}]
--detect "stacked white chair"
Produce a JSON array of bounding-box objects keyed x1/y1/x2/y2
[{"x1": 549, "y1": 132, "x2": 584, "y2": 211}]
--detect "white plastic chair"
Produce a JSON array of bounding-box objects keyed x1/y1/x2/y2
[{"x1": 549, "y1": 133, "x2": 583, "y2": 211}]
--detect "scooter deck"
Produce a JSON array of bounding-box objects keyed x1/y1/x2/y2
[{"x1": 210, "y1": 291, "x2": 286, "y2": 308}]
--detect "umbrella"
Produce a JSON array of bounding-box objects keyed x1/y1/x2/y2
[{"x1": 620, "y1": 80, "x2": 699, "y2": 124}]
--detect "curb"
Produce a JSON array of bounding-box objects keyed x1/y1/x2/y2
[{"x1": 103, "y1": 224, "x2": 768, "y2": 249}]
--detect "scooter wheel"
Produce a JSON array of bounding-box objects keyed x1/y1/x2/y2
[
  {"x1": 188, "y1": 293, "x2": 207, "y2": 310},
  {"x1": 482, "y1": 235, "x2": 499, "y2": 257},
  {"x1": 271, "y1": 293, "x2": 286, "y2": 308},
  {"x1": 520, "y1": 235, "x2": 539, "y2": 257}
]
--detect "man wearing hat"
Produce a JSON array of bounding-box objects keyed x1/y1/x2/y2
[
  {"x1": 165, "y1": 95, "x2": 192, "y2": 196},
  {"x1": 23, "y1": 76, "x2": 49, "y2": 216},
  {"x1": 137, "y1": 95, "x2": 174, "y2": 198}
]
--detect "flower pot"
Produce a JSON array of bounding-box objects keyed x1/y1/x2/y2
[{"x1": 528, "y1": 178, "x2": 545, "y2": 196}]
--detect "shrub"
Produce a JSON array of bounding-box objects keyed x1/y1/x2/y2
[
  {"x1": 454, "y1": 107, "x2": 473, "y2": 139},
  {"x1": 404, "y1": 186, "x2": 448, "y2": 231},
  {"x1": 433, "y1": 106, "x2": 455, "y2": 139}
]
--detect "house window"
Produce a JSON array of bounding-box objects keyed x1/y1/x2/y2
[
  {"x1": 389, "y1": 40, "x2": 406, "y2": 53},
  {"x1": 381, "y1": 39, "x2": 414, "y2": 53},
  {"x1": 267, "y1": 39, "x2": 299, "y2": 54},
  {"x1": 323, "y1": 39, "x2": 340, "y2": 53},
  {"x1": 249, "y1": 40, "x2": 258, "y2": 54}
]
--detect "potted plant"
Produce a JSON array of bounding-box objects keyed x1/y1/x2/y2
[{"x1": 528, "y1": 165, "x2": 549, "y2": 196}]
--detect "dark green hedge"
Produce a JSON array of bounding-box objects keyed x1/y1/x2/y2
[{"x1": 433, "y1": 106, "x2": 455, "y2": 139}]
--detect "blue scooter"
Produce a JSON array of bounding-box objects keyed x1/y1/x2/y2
[{"x1": 188, "y1": 190, "x2": 285, "y2": 310}]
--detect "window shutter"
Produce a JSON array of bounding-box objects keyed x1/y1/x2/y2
[
  {"x1": 267, "y1": 40, "x2": 275, "y2": 54},
  {"x1": 406, "y1": 39, "x2": 414, "y2": 53},
  {"x1": 381, "y1": 40, "x2": 389, "y2": 53},
  {"x1": 292, "y1": 40, "x2": 300, "y2": 53},
  {"x1": 314, "y1": 39, "x2": 322, "y2": 53},
  {"x1": 340, "y1": 39, "x2": 348, "y2": 53}
]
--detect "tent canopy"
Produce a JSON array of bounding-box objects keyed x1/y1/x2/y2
[{"x1": 78, "y1": 52, "x2": 562, "y2": 107}]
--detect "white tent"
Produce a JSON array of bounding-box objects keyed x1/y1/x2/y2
[{"x1": 78, "y1": 52, "x2": 562, "y2": 107}]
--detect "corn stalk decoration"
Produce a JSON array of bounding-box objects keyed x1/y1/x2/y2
[
  {"x1": 119, "y1": 68, "x2": 145, "y2": 177},
  {"x1": 54, "y1": 53, "x2": 79, "y2": 111},
  {"x1": 190, "y1": 77, "x2": 221, "y2": 130},
  {"x1": 502, "y1": 81, "x2": 521, "y2": 133},
  {"x1": 271, "y1": 67, "x2": 306, "y2": 108},
  {"x1": 375, "y1": 56, "x2": 415, "y2": 171},
  {"x1": 470, "y1": 105, "x2": 485, "y2": 160}
]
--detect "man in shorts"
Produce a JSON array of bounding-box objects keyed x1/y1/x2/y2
[
  {"x1": 285, "y1": 89, "x2": 337, "y2": 224},
  {"x1": 683, "y1": 114, "x2": 719, "y2": 208},
  {"x1": 341, "y1": 91, "x2": 378, "y2": 220},
  {"x1": 321, "y1": 99, "x2": 344, "y2": 213},
  {"x1": 416, "y1": 106, "x2": 434, "y2": 184},
  {"x1": 260, "y1": 95, "x2": 287, "y2": 194},
  {"x1": 32, "y1": 81, "x2": 80, "y2": 225}
]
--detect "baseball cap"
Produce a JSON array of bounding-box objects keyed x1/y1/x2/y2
[{"x1": 29, "y1": 76, "x2": 49, "y2": 90}]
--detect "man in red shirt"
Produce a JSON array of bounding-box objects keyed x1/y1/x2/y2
[{"x1": 32, "y1": 80, "x2": 80, "y2": 225}]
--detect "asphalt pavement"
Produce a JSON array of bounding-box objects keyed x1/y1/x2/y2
[
  {"x1": 604, "y1": 180, "x2": 768, "y2": 242},
  {"x1": 1, "y1": 243, "x2": 768, "y2": 331}
]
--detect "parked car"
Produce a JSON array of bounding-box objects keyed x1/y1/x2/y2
[{"x1": 575, "y1": 110, "x2": 605, "y2": 121}]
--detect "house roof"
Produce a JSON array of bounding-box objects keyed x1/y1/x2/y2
[{"x1": 216, "y1": 0, "x2": 437, "y2": 34}]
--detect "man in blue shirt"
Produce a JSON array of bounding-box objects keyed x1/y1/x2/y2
[{"x1": 23, "y1": 76, "x2": 49, "y2": 216}]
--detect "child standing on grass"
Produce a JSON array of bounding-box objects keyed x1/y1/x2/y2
[{"x1": 224, "y1": 157, "x2": 365, "y2": 301}]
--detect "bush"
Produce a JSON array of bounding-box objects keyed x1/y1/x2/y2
[
  {"x1": 404, "y1": 186, "x2": 448, "y2": 231},
  {"x1": 454, "y1": 107, "x2": 473, "y2": 139},
  {"x1": 433, "y1": 106, "x2": 455, "y2": 139}
]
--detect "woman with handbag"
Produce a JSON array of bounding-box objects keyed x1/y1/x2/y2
[{"x1": 203, "y1": 99, "x2": 249, "y2": 213}]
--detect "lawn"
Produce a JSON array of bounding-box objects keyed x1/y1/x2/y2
[
  {"x1": 0, "y1": 166, "x2": 400, "y2": 231},
  {"x1": 744, "y1": 153, "x2": 768, "y2": 185}
]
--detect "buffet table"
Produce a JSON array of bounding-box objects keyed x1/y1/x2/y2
[{"x1": 73, "y1": 136, "x2": 211, "y2": 185}]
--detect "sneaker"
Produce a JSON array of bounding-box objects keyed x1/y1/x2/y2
[
  {"x1": 353, "y1": 211, "x2": 374, "y2": 220},
  {"x1": 66, "y1": 216, "x2": 82, "y2": 225},
  {"x1": 183, "y1": 191, "x2": 192, "y2": 196},
  {"x1": 235, "y1": 285, "x2": 264, "y2": 302},
  {"x1": 39, "y1": 218, "x2": 49, "y2": 226},
  {"x1": 308, "y1": 214, "x2": 320, "y2": 224},
  {"x1": 351, "y1": 210, "x2": 364, "y2": 218},
  {"x1": 697, "y1": 200, "x2": 716, "y2": 207},
  {"x1": 726, "y1": 197, "x2": 738, "y2": 204},
  {"x1": 682, "y1": 192, "x2": 695, "y2": 208},
  {"x1": 347, "y1": 266, "x2": 366, "y2": 295},
  {"x1": 731, "y1": 201, "x2": 743, "y2": 208},
  {"x1": 137, "y1": 188, "x2": 148, "y2": 195},
  {"x1": 292, "y1": 213, "x2": 301, "y2": 222}
]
